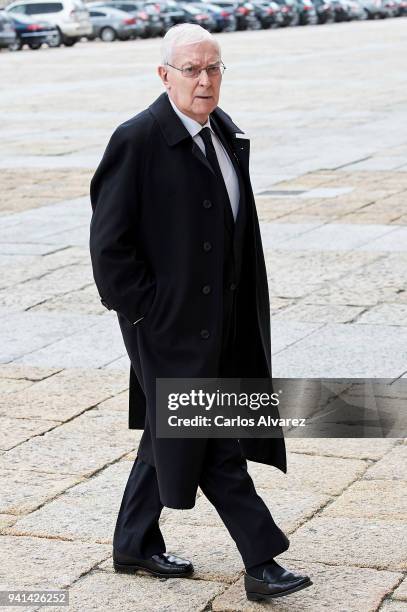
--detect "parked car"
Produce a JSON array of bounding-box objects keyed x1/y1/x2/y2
[
  {"x1": 0, "y1": 10, "x2": 17, "y2": 49},
  {"x1": 195, "y1": 2, "x2": 237, "y2": 30},
  {"x1": 357, "y1": 0, "x2": 382, "y2": 17},
  {"x1": 8, "y1": 12, "x2": 59, "y2": 49},
  {"x1": 6, "y1": 0, "x2": 91, "y2": 46},
  {"x1": 344, "y1": 0, "x2": 366, "y2": 18},
  {"x1": 93, "y1": 1, "x2": 165, "y2": 36},
  {"x1": 273, "y1": 0, "x2": 297, "y2": 25},
  {"x1": 178, "y1": 2, "x2": 217, "y2": 29},
  {"x1": 311, "y1": 0, "x2": 335, "y2": 22},
  {"x1": 291, "y1": 0, "x2": 318, "y2": 22},
  {"x1": 381, "y1": 0, "x2": 399, "y2": 15},
  {"x1": 87, "y1": 5, "x2": 144, "y2": 40},
  {"x1": 252, "y1": 1, "x2": 283, "y2": 28},
  {"x1": 330, "y1": 0, "x2": 352, "y2": 18},
  {"x1": 394, "y1": 0, "x2": 407, "y2": 15},
  {"x1": 208, "y1": 0, "x2": 261, "y2": 29},
  {"x1": 145, "y1": 0, "x2": 186, "y2": 31}
]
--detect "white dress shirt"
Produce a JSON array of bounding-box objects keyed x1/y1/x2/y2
[{"x1": 168, "y1": 95, "x2": 240, "y2": 222}]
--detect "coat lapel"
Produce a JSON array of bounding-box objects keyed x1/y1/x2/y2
[{"x1": 148, "y1": 93, "x2": 251, "y2": 237}]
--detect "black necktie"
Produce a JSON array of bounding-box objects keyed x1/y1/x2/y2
[{"x1": 199, "y1": 127, "x2": 234, "y2": 223}]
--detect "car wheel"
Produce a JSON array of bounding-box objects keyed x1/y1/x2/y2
[
  {"x1": 100, "y1": 26, "x2": 116, "y2": 42},
  {"x1": 28, "y1": 42, "x2": 42, "y2": 49},
  {"x1": 9, "y1": 38, "x2": 23, "y2": 51},
  {"x1": 63, "y1": 36, "x2": 77, "y2": 46},
  {"x1": 48, "y1": 29, "x2": 62, "y2": 47},
  {"x1": 248, "y1": 16, "x2": 262, "y2": 30},
  {"x1": 290, "y1": 12, "x2": 300, "y2": 26}
]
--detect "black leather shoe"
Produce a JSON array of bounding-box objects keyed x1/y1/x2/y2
[
  {"x1": 245, "y1": 561, "x2": 312, "y2": 600},
  {"x1": 113, "y1": 550, "x2": 194, "y2": 578}
]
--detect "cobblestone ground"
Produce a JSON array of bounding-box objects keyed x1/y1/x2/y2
[{"x1": 0, "y1": 18, "x2": 406, "y2": 612}]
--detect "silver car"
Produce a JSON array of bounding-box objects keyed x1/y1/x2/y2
[
  {"x1": 6, "y1": 0, "x2": 92, "y2": 46},
  {"x1": 0, "y1": 10, "x2": 17, "y2": 49},
  {"x1": 88, "y1": 5, "x2": 145, "y2": 40}
]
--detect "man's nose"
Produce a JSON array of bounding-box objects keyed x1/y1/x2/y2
[{"x1": 198, "y1": 68, "x2": 210, "y2": 86}]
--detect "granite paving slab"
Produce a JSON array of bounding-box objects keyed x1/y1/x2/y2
[
  {"x1": 321, "y1": 480, "x2": 406, "y2": 521},
  {"x1": 211, "y1": 561, "x2": 402, "y2": 612},
  {"x1": 5, "y1": 462, "x2": 135, "y2": 543},
  {"x1": 362, "y1": 445, "x2": 407, "y2": 480},
  {"x1": 266, "y1": 250, "x2": 382, "y2": 300},
  {"x1": 274, "y1": 223, "x2": 397, "y2": 251},
  {"x1": 285, "y1": 438, "x2": 398, "y2": 460},
  {"x1": 259, "y1": 222, "x2": 325, "y2": 249},
  {"x1": 272, "y1": 302, "x2": 365, "y2": 324},
  {"x1": 273, "y1": 323, "x2": 407, "y2": 377},
  {"x1": 40, "y1": 570, "x2": 225, "y2": 612},
  {"x1": 0, "y1": 368, "x2": 127, "y2": 421},
  {"x1": 0, "y1": 312, "x2": 101, "y2": 363},
  {"x1": 0, "y1": 536, "x2": 110, "y2": 590},
  {"x1": 358, "y1": 227, "x2": 407, "y2": 252},
  {"x1": 283, "y1": 516, "x2": 407, "y2": 570},
  {"x1": 0, "y1": 469, "x2": 82, "y2": 516},
  {"x1": 0, "y1": 406, "x2": 137, "y2": 476},
  {"x1": 379, "y1": 602, "x2": 407, "y2": 612},
  {"x1": 0, "y1": 417, "x2": 60, "y2": 451},
  {"x1": 356, "y1": 304, "x2": 407, "y2": 326},
  {"x1": 269, "y1": 320, "x2": 325, "y2": 354},
  {"x1": 13, "y1": 319, "x2": 126, "y2": 369},
  {"x1": 247, "y1": 454, "x2": 368, "y2": 496},
  {"x1": 0, "y1": 514, "x2": 17, "y2": 530},
  {"x1": 391, "y1": 577, "x2": 407, "y2": 601},
  {"x1": 0, "y1": 378, "x2": 34, "y2": 394}
]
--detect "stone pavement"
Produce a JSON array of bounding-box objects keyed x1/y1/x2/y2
[{"x1": 0, "y1": 18, "x2": 406, "y2": 612}]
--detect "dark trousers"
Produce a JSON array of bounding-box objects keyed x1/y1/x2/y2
[{"x1": 113, "y1": 288, "x2": 290, "y2": 568}]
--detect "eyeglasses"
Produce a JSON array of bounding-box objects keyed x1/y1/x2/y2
[{"x1": 165, "y1": 61, "x2": 226, "y2": 79}]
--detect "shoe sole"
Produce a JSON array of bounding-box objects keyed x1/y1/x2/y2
[
  {"x1": 113, "y1": 561, "x2": 194, "y2": 579},
  {"x1": 246, "y1": 578, "x2": 313, "y2": 600}
]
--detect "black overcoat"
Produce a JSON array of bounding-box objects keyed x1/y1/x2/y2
[{"x1": 89, "y1": 92, "x2": 287, "y2": 509}]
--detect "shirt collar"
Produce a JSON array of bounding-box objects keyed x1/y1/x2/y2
[{"x1": 168, "y1": 94, "x2": 212, "y2": 138}]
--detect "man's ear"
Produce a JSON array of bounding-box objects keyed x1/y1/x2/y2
[{"x1": 157, "y1": 65, "x2": 170, "y2": 90}]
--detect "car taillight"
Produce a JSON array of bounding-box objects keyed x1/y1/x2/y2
[
  {"x1": 27, "y1": 23, "x2": 42, "y2": 30},
  {"x1": 267, "y1": 7, "x2": 275, "y2": 13},
  {"x1": 124, "y1": 16, "x2": 136, "y2": 23},
  {"x1": 196, "y1": 13, "x2": 208, "y2": 18},
  {"x1": 237, "y1": 7, "x2": 249, "y2": 14},
  {"x1": 138, "y1": 11, "x2": 148, "y2": 19},
  {"x1": 220, "y1": 10, "x2": 230, "y2": 16}
]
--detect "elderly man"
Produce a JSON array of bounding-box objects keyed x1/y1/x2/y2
[{"x1": 89, "y1": 24, "x2": 312, "y2": 601}]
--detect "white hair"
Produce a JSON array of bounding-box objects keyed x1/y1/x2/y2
[{"x1": 160, "y1": 24, "x2": 220, "y2": 65}]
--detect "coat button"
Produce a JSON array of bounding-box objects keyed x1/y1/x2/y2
[
  {"x1": 200, "y1": 329, "x2": 210, "y2": 339},
  {"x1": 230, "y1": 283, "x2": 237, "y2": 291},
  {"x1": 202, "y1": 284, "x2": 211, "y2": 295},
  {"x1": 203, "y1": 241, "x2": 212, "y2": 252},
  {"x1": 202, "y1": 199, "x2": 212, "y2": 209}
]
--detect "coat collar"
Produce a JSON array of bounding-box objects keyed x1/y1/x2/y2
[{"x1": 148, "y1": 92, "x2": 244, "y2": 147}]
